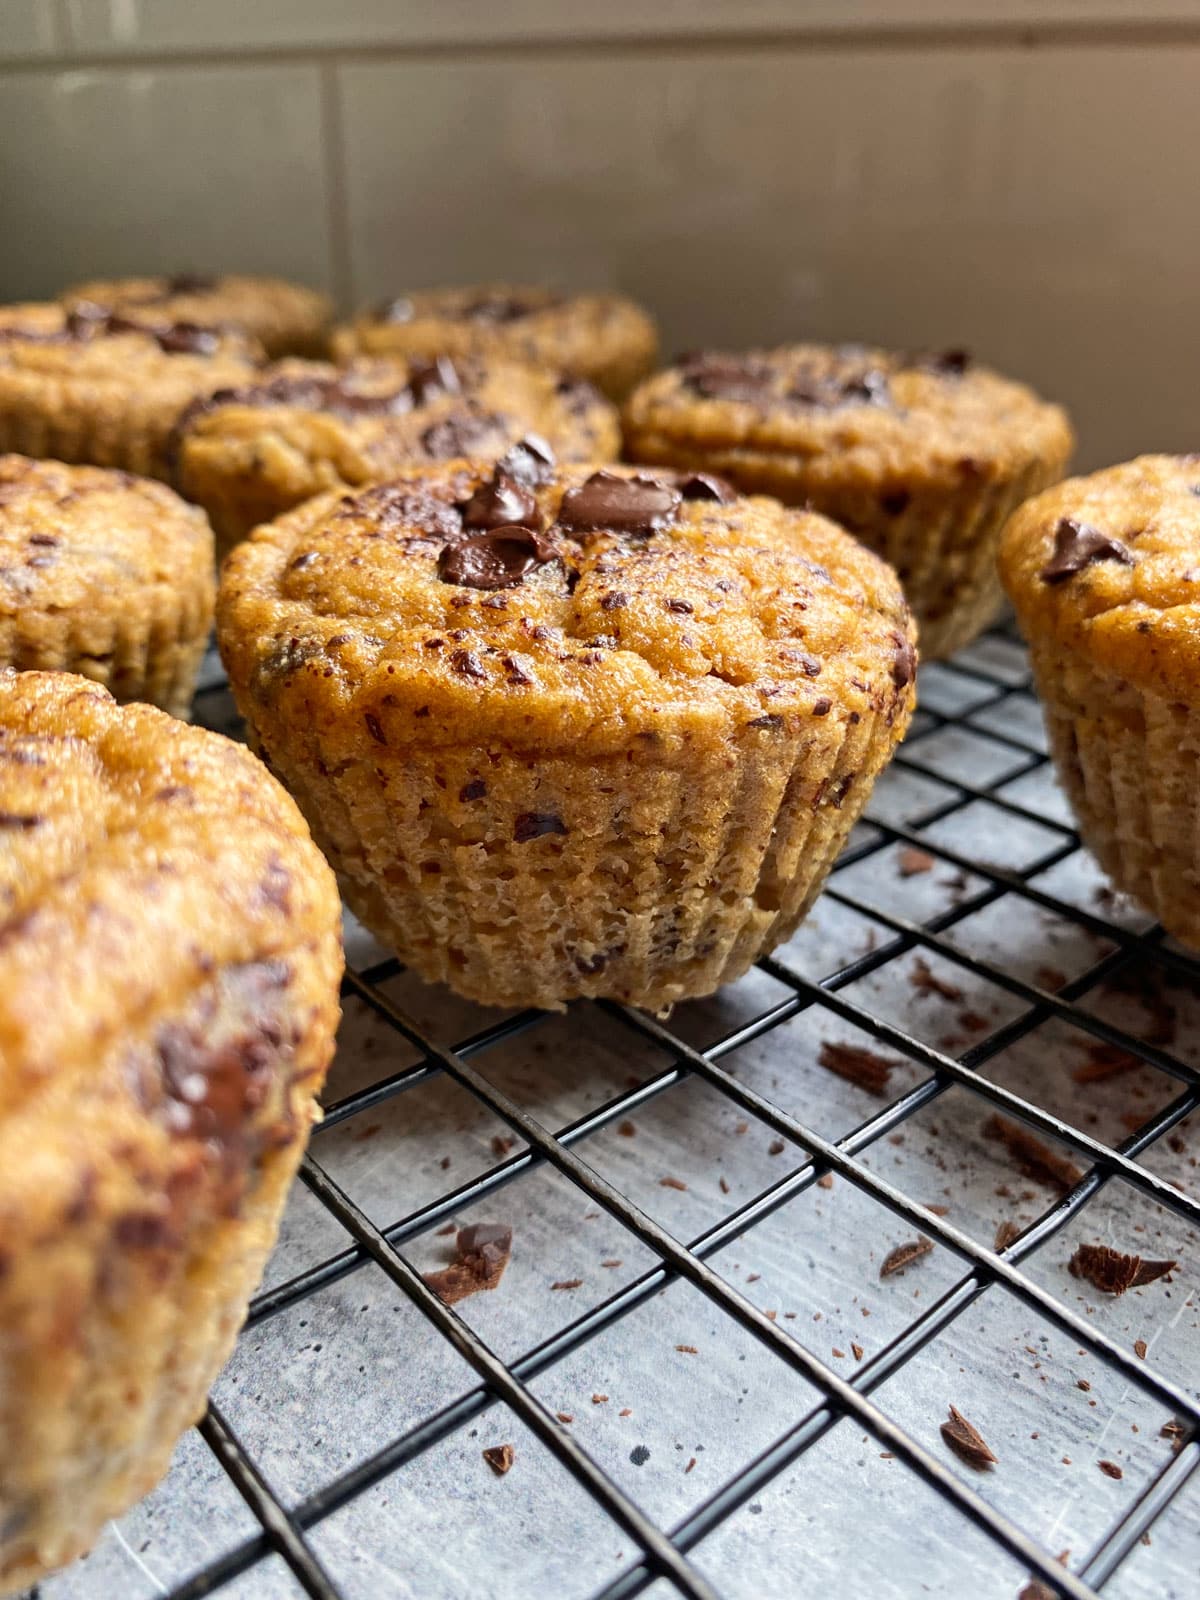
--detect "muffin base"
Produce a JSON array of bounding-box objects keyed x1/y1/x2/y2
[
  {"x1": 244, "y1": 685, "x2": 906, "y2": 1014},
  {"x1": 1027, "y1": 638, "x2": 1200, "y2": 946}
]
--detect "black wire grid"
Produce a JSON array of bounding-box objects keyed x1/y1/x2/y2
[{"x1": 80, "y1": 623, "x2": 1200, "y2": 1599}]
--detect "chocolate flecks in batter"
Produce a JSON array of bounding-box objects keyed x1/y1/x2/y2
[
  {"x1": 747, "y1": 713, "x2": 784, "y2": 731},
  {"x1": 557, "y1": 471, "x2": 681, "y2": 538},
  {"x1": 503, "y1": 654, "x2": 534, "y2": 686},
  {"x1": 258, "y1": 855, "x2": 293, "y2": 914},
  {"x1": 167, "y1": 273, "x2": 219, "y2": 295},
  {"x1": 665, "y1": 597, "x2": 693, "y2": 614},
  {"x1": 497, "y1": 434, "x2": 556, "y2": 487},
  {"x1": 438, "y1": 526, "x2": 560, "y2": 591},
  {"x1": 460, "y1": 290, "x2": 556, "y2": 324},
  {"x1": 364, "y1": 711, "x2": 388, "y2": 745},
  {"x1": 451, "y1": 648, "x2": 488, "y2": 681},
  {"x1": 514, "y1": 811, "x2": 568, "y2": 842},
  {"x1": 790, "y1": 365, "x2": 891, "y2": 409},
  {"x1": 1040, "y1": 517, "x2": 1135, "y2": 584},
  {"x1": 27, "y1": 533, "x2": 58, "y2": 547},
  {"x1": 462, "y1": 469, "x2": 540, "y2": 532},
  {"x1": 459, "y1": 779, "x2": 487, "y2": 802},
  {"x1": 812, "y1": 697, "x2": 833, "y2": 717},
  {"x1": 881, "y1": 489, "x2": 912, "y2": 517},
  {"x1": 0, "y1": 811, "x2": 41, "y2": 829},
  {"x1": 891, "y1": 634, "x2": 917, "y2": 688},
  {"x1": 910, "y1": 347, "x2": 971, "y2": 375},
  {"x1": 601, "y1": 591, "x2": 629, "y2": 611}
]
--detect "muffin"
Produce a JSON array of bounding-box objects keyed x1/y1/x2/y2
[
  {"x1": 623, "y1": 344, "x2": 1074, "y2": 659},
  {"x1": 63, "y1": 273, "x2": 332, "y2": 360},
  {"x1": 171, "y1": 353, "x2": 621, "y2": 557},
  {"x1": 0, "y1": 669, "x2": 342, "y2": 1595},
  {"x1": 332, "y1": 284, "x2": 658, "y2": 401},
  {"x1": 0, "y1": 302, "x2": 261, "y2": 480},
  {"x1": 1000, "y1": 455, "x2": 1200, "y2": 947},
  {"x1": 218, "y1": 453, "x2": 916, "y2": 1011},
  {"x1": 0, "y1": 455, "x2": 215, "y2": 718}
]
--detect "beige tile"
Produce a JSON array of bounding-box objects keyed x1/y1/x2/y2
[
  {"x1": 0, "y1": 0, "x2": 60, "y2": 60},
  {"x1": 340, "y1": 44, "x2": 1200, "y2": 470},
  {"x1": 61, "y1": 0, "x2": 1200, "y2": 55},
  {"x1": 0, "y1": 64, "x2": 332, "y2": 302}
]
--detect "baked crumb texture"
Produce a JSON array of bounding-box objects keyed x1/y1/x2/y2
[
  {"x1": 0, "y1": 455, "x2": 215, "y2": 717},
  {"x1": 218, "y1": 454, "x2": 916, "y2": 1011},
  {"x1": 0, "y1": 302, "x2": 261, "y2": 481},
  {"x1": 64, "y1": 273, "x2": 333, "y2": 360},
  {"x1": 0, "y1": 671, "x2": 342, "y2": 1595},
  {"x1": 332, "y1": 283, "x2": 659, "y2": 402},
  {"x1": 623, "y1": 344, "x2": 1074, "y2": 659},
  {"x1": 172, "y1": 353, "x2": 621, "y2": 556},
  {"x1": 1000, "y1": 454, "x2": 1200, "y2": 947}
]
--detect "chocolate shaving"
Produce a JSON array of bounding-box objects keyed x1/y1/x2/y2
[
  {"x1": 818, "y1": 1040, "x2": 896, "y2": 1097},
  {"x1": 984, "y1": 1115, "x2": 1083, "y2": 1195},
  {"x1": 880, "y1": 1236, "x2": 933, "y2": 1278},
  {"x1": 898, "y1": 847, "x2": 935, "y2": 877},
  {"x1": 551, "y1": 1279, "x2": 583, "y2": 1290},
  {"x1": 1161, "y1": 1418, "x2": 1186, "y2": 1451},
  {"x1": 659, "y1": 1176, "x2": 688, "y2": 1191},
  {"x1": 1134, "y1": 1338, "x2": 1148, "y2": 1360},
  {"x1": 1098, "y1": 1459, "x2": 1124, "y2": 1480},
  {"x1": 940, "y1": 1405, "x2": 997, "y2": 1470},
  {"x1": 994, "y1": 1219, "x2": 1022, "y2": 1252},
  {"x1": 423, "y1": 1222, "x2": 512, "y2": 1306},
  {"x1": 483, "y1": 1444, "x2": 514, "y2": 1475},
  {"x1": 1017, "y1": 1583, "x2": 1058, "y2": 1600},
  {"x1": 910, "y1": 956, "x2": 964, "y2": 1001},
  {"x1": 1069, "y1": 1242, "x2": 1176, "y2": 1295},
  {"x1": 1071, "y1": 1043, "x2": 1141, "y2": 1084}
]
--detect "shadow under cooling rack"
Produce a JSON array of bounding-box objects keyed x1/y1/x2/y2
[{"x1": 36, "y1": 625, "x2": 1200, "y2": 1600}]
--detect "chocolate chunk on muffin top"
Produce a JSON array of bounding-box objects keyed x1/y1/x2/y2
[
  {"x1": 218, "y1": 454, "x2": 915, "y2": 759},
  {"x1": 999, "y1": 453, "x2": 1200, "y2": 703}
]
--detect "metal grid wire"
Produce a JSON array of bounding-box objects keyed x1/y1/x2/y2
[{"x1": 53, "y1": 622, "x2": 1200, "y2": 1600}]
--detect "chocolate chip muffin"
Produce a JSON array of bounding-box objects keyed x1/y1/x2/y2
[
  {"x1": 63, "y1": 273, "x2": 332, "y2": 360},
  {"x1": 0, "y1": 669, "x2": 342, "y2": 1595},
  {"x1": 1000, "y1": 455, "x2": 1200, "y2": 947},
  {"x1": 332, "y1": 284, "x2": 658, "y2": 402},
  {"x1": 0, "y1": 302, "x2": 261, "y2": 481},
  {"x1": 0, "y1": 455, "x2": 215, "y2": 718},
  {"x1": 623, "y1": 345, "x2": 1074, "y2": 659},
  {"x1": 218, "y1": 452, "x2": 915, "y2": 1011},
  {"x1": 172, "y1": 353, "x2": 620, "y2": 557}
]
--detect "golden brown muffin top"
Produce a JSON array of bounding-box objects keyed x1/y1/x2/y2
[
  {"x1": 333, "y1": 282, "x2": 656, "y2": 372},
  {"x1": 171, "y1": 353, "x2": 620, "y2": 477},
  {"x1": 623, "y1": 344, "x2": 1073, "y2": 483},
  {"x1": 0, "y1": 670, "x2": 338, "y2": 1108},
  {"x1": 0, "y1": 455, "x2": 213, "y2": 619},
  {"x1": 63, "y1": 271, "x2": 332, "y2": 344},
  {"x1": 218, "y1": 454, "x2": 916, "y2": 760},
  {"x1": 999, "y1": 454, "x2": 1200, "y2": 702},
  {"x1": 0, "y1": 300, "x2": 262, "y2": 377}
]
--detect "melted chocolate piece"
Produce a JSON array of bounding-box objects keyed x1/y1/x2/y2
[
  {"x1": 167, "y1": 273, "x2": 219, "y2": 296},
  {"x1": 407, "y1": 355, "x2": 461, "y2": 404},
  {"x1": 497, "y1": 434, "x2": 556, "y2": 487},
  {"x1": 1040, "y1": 517, "x2": 1135, "y2": 584},
  {"x1": 789, "y1": 364, "x2": 891, "y2": 409},
  {"x1": 911, "y1": 347, "x2": 971, "y2": 375},
  {"x1": 350, "y1": 482, "x2": 464, "y2": 540},
  {"x1": 56, "y1": 303, "x2": 223, "y2": 356},
  {"x1": 891, "y1": 633, "x2": 917, "y2": 688},
  {"x1": 678, "y1": 471, "x2": 736, "y2": 504},
  {"x1": 421, "y1": 411, "x2": 502, "y2": 458},
  {"x1": 462, "y1": 469, "x2": 539, "y2": 531},
  {"x1": 557, "y1": 471, "x2": 681, "y2": 538},
  {"x1": 681, "y1": 352, "x2": 775, "y2": 403},
  {"x1": 438, "y1": 525, "x2": 560, "y2": 590}
]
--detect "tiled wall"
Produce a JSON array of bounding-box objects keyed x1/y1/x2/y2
[{"x1": 1, "y1": 2, "x2": 1198, "y2": 466}]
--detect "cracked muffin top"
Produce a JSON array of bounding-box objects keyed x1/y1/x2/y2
[
  {"x1": 999, "y1": 454, "x2": 1200, "y2": 701},
  {"x1": 63, "y1": 272, "x2": 332, "y2": 359},
  {"x1": 623, "y1": 344, "x2": 1073, "y2": 488},
  {"x1": 332, "y1": 283, "x2": 659, "y2": 400},
  {"x1": 218, "y1": 451, "x2": 916, "y2": 761}
]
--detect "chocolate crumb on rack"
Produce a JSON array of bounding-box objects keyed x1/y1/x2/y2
[
  {"x1": 984, "y1": 1115, "x2": 1084, "y2": 1194},
  {"x1": 1068, "y1": 1243, "x2": 1177, "y2": 1296},
  {"x1": 482, "y1": 1444, "x2": 515, "y2": 1476},
  {"x1": 880, "y1": 1237, "x2": 934, "y2": 1278},
  {"x1": 423, "y1": 1222, "x2": 512, "y2": 1306},
  {"x1": 940, "y1": 1405, "x2": 997, "y2": 1470},
  {"x1": 818, "y1": 1040, "x2": 897, "y2": 1097}
]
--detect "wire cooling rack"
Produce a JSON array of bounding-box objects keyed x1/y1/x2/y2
[{"x1": 35, "y1": 623, "x2": 1200, "y2": 1600}]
